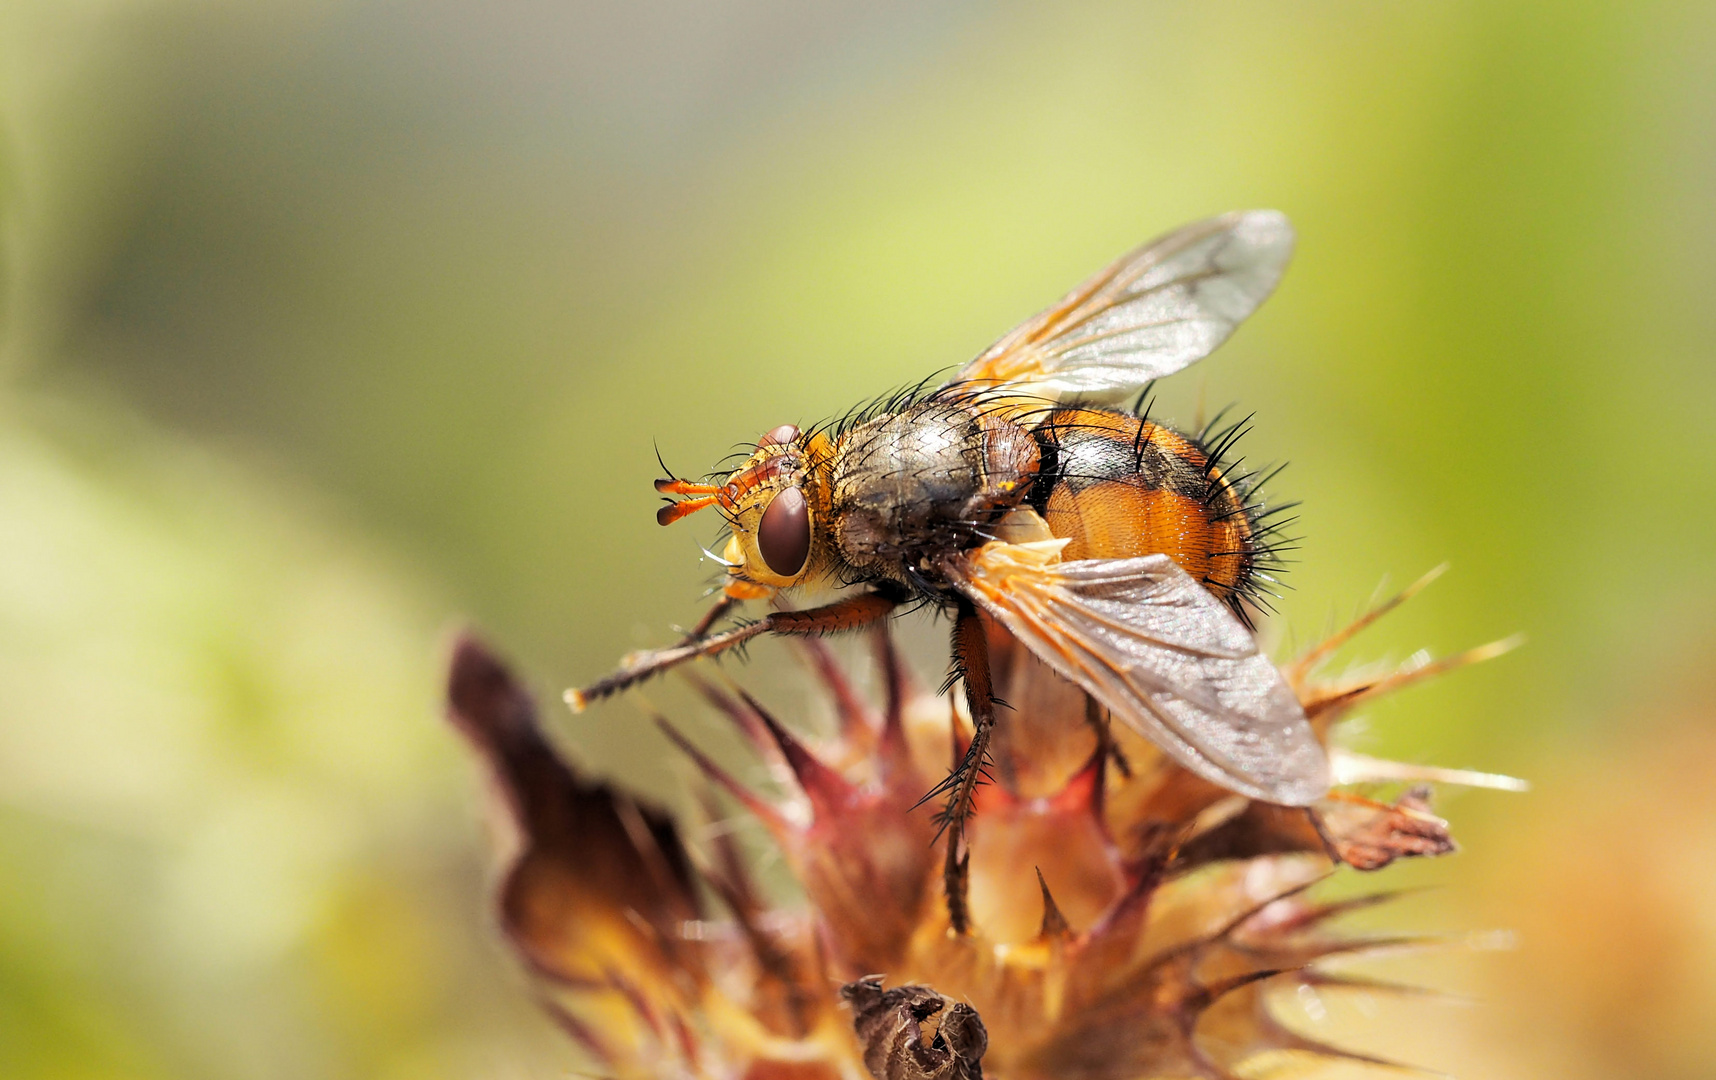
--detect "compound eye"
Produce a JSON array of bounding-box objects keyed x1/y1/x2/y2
[
  {"x1": 758, "y1": 424, "x2": 799, "y2": 448},
  {"x1": 757, "y1": 486, "x2": 810, "y2": 576}
]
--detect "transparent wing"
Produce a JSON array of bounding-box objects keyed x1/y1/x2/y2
[
  {"x1": 944, "y1": 541, "x2": 1328, "y2": 805},
  {"x1": 950, "y1": 210, "x2": 1293, "y2": 401}
]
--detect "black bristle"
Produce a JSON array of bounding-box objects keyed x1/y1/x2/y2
[{"x1": 1174, "y1": 405, "x2": 1300, "y2": 628}]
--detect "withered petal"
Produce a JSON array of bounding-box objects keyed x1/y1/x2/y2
[
  {"x1": 1322, "y1": 788, "x2": 1457, "y2": 872},
  {"x1": 446, "y1": 634, "x2": 702, "y2": 983}
]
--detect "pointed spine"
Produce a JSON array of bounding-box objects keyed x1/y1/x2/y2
[
  {"x1": 654, "y1": 716, "x2": 792, "y2": 837},
  {"x1": 732, "y1": 687, "x2": 854, "y2": 817},
  {"x1": 1036, "y1": 868, "x2": 1072, "y2": 940},
  {"x1": 872, "y1": 623, "x2": 915, "y2": 775},
  {"x1": 794, "y1": 635, "x2": 874, "y2": 742}
]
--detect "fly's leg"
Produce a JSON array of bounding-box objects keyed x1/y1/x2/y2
[
  {"x1": 677, "y1": 594, "x2": 739, "y2": 643},
  {"x1": 568, "y1": 620, "x2": 770, "y2": 712},
  {"x1": 934, "y1": 602, "x2": 995, "y2": 935},
  {"x1": 1303, "y1": 807, "x2": 1345, "y2": 864},
  {"x1": 1084, "y1": 694, "x2": 1132, "y2": 779},
  {"x1": 566, "y1": 591, "x2": 899, "y2": 711}
]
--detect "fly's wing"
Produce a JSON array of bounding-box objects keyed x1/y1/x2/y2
[
  {"x1": 950, "y1": 210, "x2": 1293, "y2": 402},
  {"x1": 944, "y1": 541, "x2": 1328, "y2": 805}
]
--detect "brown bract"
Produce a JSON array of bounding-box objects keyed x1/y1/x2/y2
[
  {"x1": 445, "y1": 579, "x2": 1513, "y2": 1079},
  {"x1": 446, "y1": 639, "x2": 706, "y2": 1063},
  {"x1": 842, "y1": 980, "x2": 987, "y2": 1080}
]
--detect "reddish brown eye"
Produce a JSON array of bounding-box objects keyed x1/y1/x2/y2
[
  {"x1": 758, "y1": 424, "x2": 799, "y2": 448},
  {"x1": 757, "y1": 487, "x2": 810, "y2": 576}
]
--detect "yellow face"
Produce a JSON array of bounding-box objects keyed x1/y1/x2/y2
[
  {"x1": 653, "y1": 423, "x2": 837, "y2": 597},
  {"x1": 703, "y1": 425, "x2": 834, "y2": 598}
]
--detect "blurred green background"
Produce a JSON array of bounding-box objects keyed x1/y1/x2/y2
[{"x1": 2, "y1": 1, "x2": 1713, "y2": 1077}]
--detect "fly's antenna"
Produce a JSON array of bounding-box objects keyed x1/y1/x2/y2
[
  {"x1": 654, "y1": 443, "x2": 722, "y2": 526},
  {"x1": 655, "y1": 477, "x2": 721, "y2": 526}
]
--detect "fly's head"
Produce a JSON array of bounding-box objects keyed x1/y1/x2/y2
[{"x1": 656, "y1": 424, "x2": 836, "y2": 599}]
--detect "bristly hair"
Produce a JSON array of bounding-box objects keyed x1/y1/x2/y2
[
  {"x1": 816, "y1": 368, "x2": 956, "y2": 444},
  {"x1": 1192, "y1": 405, "x2": 1300, "y2": 628},
  {"x1": 690, "y1": 371, "x2": 1045, "y2": 492}
]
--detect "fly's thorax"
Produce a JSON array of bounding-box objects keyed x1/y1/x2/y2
[
  {"x1": 828, "y1": 399, "x2": 1040, "y2": 587},
  {"x1": 717, "y1": 429, "x2": 839, "y2": 595}
]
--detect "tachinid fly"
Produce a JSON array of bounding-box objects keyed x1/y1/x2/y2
[{"x1": 569, "y1": 211, "x2": 1329, "y2": 926}]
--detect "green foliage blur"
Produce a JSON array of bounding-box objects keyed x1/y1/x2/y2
[{"x1": 2, "y1": 2, "x2": 1713, "y2": 1077}]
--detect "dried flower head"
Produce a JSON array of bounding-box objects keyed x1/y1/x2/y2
[{"x1": 446, "y1": 570, "x2": 1518, "y2": 1079}]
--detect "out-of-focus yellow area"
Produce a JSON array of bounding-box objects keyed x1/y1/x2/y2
[{"x1": 1, "y1": 2, "x2": 1712, "y2": 1077}]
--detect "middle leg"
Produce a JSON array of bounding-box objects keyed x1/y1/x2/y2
[{"x1": 937, "y1": 601, "x2": 997, "y2": 935}]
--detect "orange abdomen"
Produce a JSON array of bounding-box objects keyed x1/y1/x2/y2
[{"x1": 1033, "y1": 408, "x2": 1264, "y2": 620}]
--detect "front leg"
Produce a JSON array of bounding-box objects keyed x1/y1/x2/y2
[
  {"x1": 566, "y1": 591, "x2": 900, "y2": 711},
  {"x1": 677, "y1": 593, "x2": 740, "y2": 643}
]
